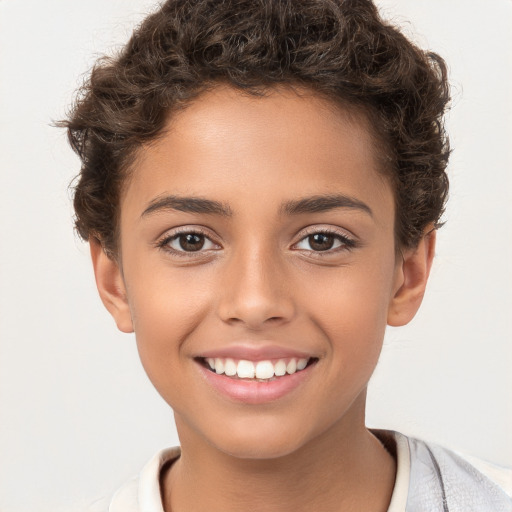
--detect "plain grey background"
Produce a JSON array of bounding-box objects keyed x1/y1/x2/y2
[{"x1": 1, "y1": 1, "x2": 511, "y2": 511}]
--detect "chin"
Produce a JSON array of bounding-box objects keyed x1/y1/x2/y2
[
  {"x1": 205, "y1": 415, "x2": 315, "y2": 460},
  {"x1": 216, "y1": 436, "x2": 304, "y2": 460}
]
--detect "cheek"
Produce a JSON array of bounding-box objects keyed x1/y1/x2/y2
[
  {"x1": 308, "y1": 257, "x2": 395, "y2": 328},
  {"x1": 128, "y1": 259, "x2": 215, "y2": 329},
  {"x1": 125, "y1": 266, "x2": 214, "y2": 390},
  {"x1": 304, "y1": 257, "x2": 396, "y2": 371}
]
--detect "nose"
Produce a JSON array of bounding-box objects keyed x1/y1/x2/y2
[{"x1": 217, "y1": 243, "x2": 296, "y2": 329}]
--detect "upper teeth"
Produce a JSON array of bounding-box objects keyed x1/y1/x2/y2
[{"x1": 206, "y1": 357, "x2": 309, "y2": 380}]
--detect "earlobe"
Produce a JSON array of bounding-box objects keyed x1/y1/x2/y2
[
  {"x1": 387, "y1": 227, "x2": 436, "y2": 327},
  {"x1": 90, "y1": 239, "x2": 134, "y2": 333}
]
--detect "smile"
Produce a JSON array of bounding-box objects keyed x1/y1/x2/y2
[
  {"x1": 202, "y1": 357, "x2": 314, "y2": 381},
  {"x1": 196, "y1": 354, "x2": 319, "y2": 404}
]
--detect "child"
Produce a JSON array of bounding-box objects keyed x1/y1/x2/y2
[{"x1": 62, "y1": 0, "x2": 512, "y2": 510}]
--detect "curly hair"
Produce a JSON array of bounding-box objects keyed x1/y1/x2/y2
[{"x1": 62, "y1": 0, "x2": 450, "y2": 255}]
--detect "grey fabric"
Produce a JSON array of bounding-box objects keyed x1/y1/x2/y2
[
  {"x1": 407, "y1": 437, "x2": 512, "y2": 512},
  {"x1": 103, "y1": 433, "x2": 512, "y2": 512}
]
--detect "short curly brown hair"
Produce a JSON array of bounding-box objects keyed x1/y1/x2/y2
[{"x1": 63, "y1": 0, "x2": 450, "y2": 255}]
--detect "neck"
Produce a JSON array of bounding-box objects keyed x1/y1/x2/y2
[{"x1": 163, "y1": 395, "x2": 396, "y2": 512}]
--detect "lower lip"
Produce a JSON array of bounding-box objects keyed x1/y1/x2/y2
[{"x1": 198, "y1": 362, "x2": 316, "y2": 404}]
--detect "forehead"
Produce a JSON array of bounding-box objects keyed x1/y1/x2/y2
[{"x1": 123, "y1": 86, "x2": 393, "y2": 222}]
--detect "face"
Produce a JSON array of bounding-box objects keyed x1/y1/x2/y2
[{"x1": 95, "y1": 86, "x2": 428, "y2": 460}]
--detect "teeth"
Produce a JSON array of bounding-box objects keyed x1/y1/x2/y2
[
  {"x1": 224, "y1": 358, "x2": 237, "y2": 376},
  {"x1": 286, "y1": 359, "x2": 297, "y2": 374},
  {"x1": 237, "y1": 360, "x2": 255, "y2": 379},
  {"x1": 204, "y1": 357, "x2": 312, "y2": 380},
  {"x1": 214, "y1": 358, "x2": 225, "y2": 374},
  {"x1": 255, "y1": 360, "x2": 274, "y2": 379},
  {"x1": 274, "y1": 360, "x2": 287, "y2": 376},
  {"x1": 297, "y1": 358, "x2": 308, "y2": 370}
]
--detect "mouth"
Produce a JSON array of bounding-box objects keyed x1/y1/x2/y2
[{"x1": 196, "y1": 356, "x2": 319, "y2": 382}]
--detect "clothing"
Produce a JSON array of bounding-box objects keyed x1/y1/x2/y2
[{"x1": 95, "y1": 431, "x2": 512, "y2": 512}]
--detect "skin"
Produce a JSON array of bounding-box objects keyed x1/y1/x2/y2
[{"x1": 91, "y1": 86, "x2": 435, "y2": 512}]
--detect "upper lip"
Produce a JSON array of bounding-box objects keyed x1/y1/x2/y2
[{"x1": 196, "y1": 343, "x2": 317, "y2": 361}]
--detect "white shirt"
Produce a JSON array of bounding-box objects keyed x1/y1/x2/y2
[{"x1": 92, "y1": 431, "x2": 512, "y2": 512}]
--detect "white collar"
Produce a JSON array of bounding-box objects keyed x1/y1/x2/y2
[{"x1": 109, "y1": 432, "x2": 410, "y2": 512}]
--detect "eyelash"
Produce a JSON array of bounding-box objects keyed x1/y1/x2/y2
[
  {"x1": 156, "y1": 227, "x2": 357, "y2": 257},
  {"x1": 156, "y1": 227, "x2": 218, "y2": 258},
  {"x1": 293, "y1": 227, "x2": 357, "y2": 255}
]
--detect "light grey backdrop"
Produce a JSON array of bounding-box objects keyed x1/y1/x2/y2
[{"x1": 0, "y1": 1, "x2": 511, "y2": 511}]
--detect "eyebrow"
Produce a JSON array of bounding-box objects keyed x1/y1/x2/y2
[
  {"x1": 141, "y1": 195, "x2": 233, "y2": 218},
  {"x1": 281, "y1": 194, "x2": 373, "y2": 217},
  {"x1": 141, "y1": 193, "x2": 372, "y2": 219}
]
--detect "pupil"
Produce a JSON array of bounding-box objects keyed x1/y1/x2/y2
[
  {"x1": 309, "y1": 233, "x2": 334, "y2": 251},
  {"x1": 180, "y1": 233, "x2": 205, "y2": 251}
]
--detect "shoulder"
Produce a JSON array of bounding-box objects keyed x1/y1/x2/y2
[
  {"x1": 402, "y1": 434, "x2": 512, "y2": 512},
  {"x1": 107, "y1": 476, "x2": 140, "y2": 512},
  {"x1": 88, "y1": 447, "x2": 181, "y2": 512}
]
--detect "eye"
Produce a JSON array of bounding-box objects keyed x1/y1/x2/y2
[
  {"x1": 159, "y1": 230, "x2": 219, "y2": 254},
  {"x1": 294, "y1": 230, "x2": 356, "y2": 253}
]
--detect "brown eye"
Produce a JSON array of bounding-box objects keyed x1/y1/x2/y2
[
  {"x1": 163, "y1": 231, "x2": 218, "y2": 253},
  {"x1": 308, "y1": 233, "x2": 335, "y2": 251},
  {"x1": 177, "y1": 233, "x2": 205, "y2": 251},
  {"x1": 294, "y1": 230, "x2": 356, "y2": 253}
]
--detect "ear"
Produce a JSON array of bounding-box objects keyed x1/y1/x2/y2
[
  {"x1": 90, "y1": 239, "x2": 134, "y2": 333},
  {"x1": 387, "y1": 227, "x2": 436, "y2": 327}
]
